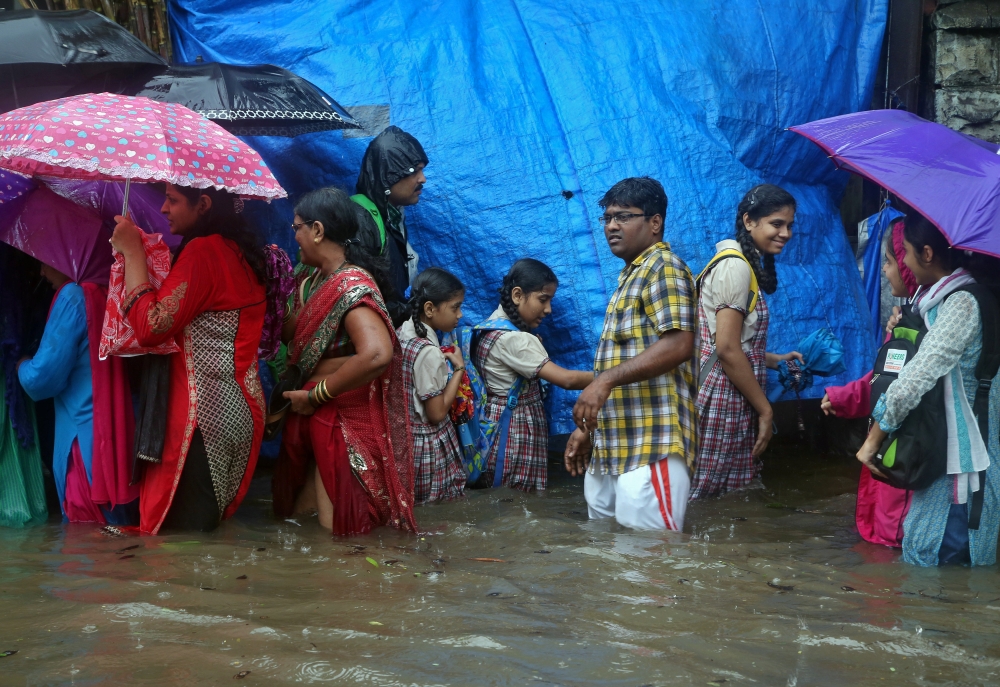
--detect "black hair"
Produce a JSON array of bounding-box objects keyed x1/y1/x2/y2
[
  {"x1": 173, "y1": 185, "x2": 267, "y2": 286},
  {"x1": 499, "y1": 258, "x2": 558, "y2": 331},
  {"x1": 902, "y1": 212, "x2": 964, "y2": 273},
  {"x1": 294, "y1": 187, "x2": 395, "y2": 300},
  {"x1": 598, "y1": 176, "x2": 667, "y2": 219},
  {"x1": 409, "y1": 267, "x2": 465, "y2": 339},
  {"x1": 734, "y1": 183, "x2": 796, "y2": 295}
]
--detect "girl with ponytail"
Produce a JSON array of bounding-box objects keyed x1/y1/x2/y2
[
  {"x1": 470, "y1": 259, "x2": 593, "y2": 492},
  {"x1": 272, "y1": 186, "x2": 416, "y2": 536},
  {"x1": 397, "y1": 267, "x2": 469, "y2": 503},
  {"x1": 691, "y1": 184, "x2": 802, "y2": 499}
]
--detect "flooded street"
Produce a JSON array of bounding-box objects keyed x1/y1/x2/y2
[{"x1": 3, "y1": 446, "x2": 1000, "y2": 686}]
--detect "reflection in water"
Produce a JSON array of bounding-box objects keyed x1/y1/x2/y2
[{"x1": 2, "y1": 448, "x2": 1000, "y2": 685}]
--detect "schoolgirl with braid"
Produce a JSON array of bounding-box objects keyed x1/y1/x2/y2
[
  {"x1": 691, "y1": 184, "x2": 802, "y2": 499},
  {"x1": 397, "y1": 268, "x2": 468, "y2": 504},
  {"x1": 470, "y1": 259, "x2": 593, "y2": 492}
]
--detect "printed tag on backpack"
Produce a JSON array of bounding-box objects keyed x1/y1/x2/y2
[{"x1": 883, "y1": 349, "x2": 908, "y2": 373}]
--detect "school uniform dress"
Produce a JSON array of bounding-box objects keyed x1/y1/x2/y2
[
  {"x1": 471, "y1": 307, "x2": 550, "y2": 492},
  {"x1": 586, "y1": 241, "x2": 697, "y2": 530},
  {"x1": 398, "y1": 320, "x2": 466, "y2": 504},
  {"x1": 691, "y1": 239, "x2": 769, "y2": 499}
]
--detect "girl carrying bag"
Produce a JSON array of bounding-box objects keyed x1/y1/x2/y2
[{"x1": 869, "y1": 284, "x2": 1000, "y2": 529}]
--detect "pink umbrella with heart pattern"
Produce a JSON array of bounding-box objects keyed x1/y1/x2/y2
[{"x1": 0, "y1": 93, "x2": 286, "y2": 201}]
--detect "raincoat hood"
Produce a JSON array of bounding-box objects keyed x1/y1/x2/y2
[{"x1": 355, "y1": 126, "x2": 428, "y2": 219}]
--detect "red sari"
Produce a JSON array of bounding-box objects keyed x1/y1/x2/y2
[
  {"x1": 124, "y1": 235, "x2": 266, "y2": 534},
  {"x1": 272, "y1": 266, "x2": 416, "y2": 535}
]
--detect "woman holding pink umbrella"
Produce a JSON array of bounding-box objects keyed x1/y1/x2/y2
[
  {"x1": 111, "y1": 184, "x2": 269, "y2": 533},
  {"x1": 0, "y1": 93, "x2": 291, "y2": 533}
]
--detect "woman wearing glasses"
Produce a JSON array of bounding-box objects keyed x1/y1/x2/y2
[
  {"x1": 272, "y1": 187, "x2": 417, "y2": 536},
  {"x1": 691, "y1": 184, "x2": 801, "y2": 499}
]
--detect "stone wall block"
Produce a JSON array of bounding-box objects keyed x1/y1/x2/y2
[
  {"x1": 934, "y1": 31, "x2": 1000, "y2": 86},
  {"x1": 932, "y1": 0, "x2": 1000, "y2": 30},
  {"x1": 935, "y1": 88, "x2": 1000, "y2": 140}
]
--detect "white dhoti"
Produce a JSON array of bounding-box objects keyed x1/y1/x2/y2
[{"x1": 584, "y1": 456, "x2": 690, "y2": 531}]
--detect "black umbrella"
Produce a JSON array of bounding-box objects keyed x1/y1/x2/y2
[
  {"x1": 0, "y1": 9, "x2": 167, "y2": 113},
  {"x1": 131, "y1": 62, "x2": 362, "y2": 136}
]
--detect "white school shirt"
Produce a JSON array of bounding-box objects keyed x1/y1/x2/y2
[
  {"x1": 480, "y1": 307, "x2": 550, "y2": 395},
  {"x1": 398, "y1": 319, "x2": 450, "y2": 423},
  {"x1": 699, "y1": 239, "x2": 760, "y2": 350}
]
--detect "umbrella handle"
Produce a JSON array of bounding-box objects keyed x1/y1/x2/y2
[{"x1": 121, "y1": 178, "x2": 131, "y2": 218}]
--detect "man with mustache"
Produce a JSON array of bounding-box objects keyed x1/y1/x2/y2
[
  {"x1": 564, "y1": 177, "x2": 698, "y2": 531},
  {"x1": 352, "y1": 126, "x2": 428, "y2": 327}
]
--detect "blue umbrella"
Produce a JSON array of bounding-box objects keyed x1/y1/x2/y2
[{"x1": 768, "y1": 329, "x2": 847, "y2": 404}]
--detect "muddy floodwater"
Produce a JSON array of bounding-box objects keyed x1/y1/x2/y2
[{"x1": 3, "y1": 446, "x2": 1000, "y2": 686}]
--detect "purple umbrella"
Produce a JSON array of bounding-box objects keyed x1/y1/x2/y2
[
  {"x1": 0, "y1": 172, "x2": 175, "y2": 284},
  {"x1": 790, "y1": 110, "x2": 1000, "y2": 258},
  {"x1": 43, "y1": 177, "x2": 177, "y2": 249},
  {"x1": 2, "y1": 185, "x2": 111, "y2": 284},
  {"x1": 0, "y1": 169, "x2": 34, "y2": 225}
]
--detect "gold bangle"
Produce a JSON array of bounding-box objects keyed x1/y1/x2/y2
[{"x1": 313, "y1": 379, "x2": 333, "y2": 405}]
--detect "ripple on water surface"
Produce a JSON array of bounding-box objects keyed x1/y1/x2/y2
[{"x1": 2, "y1": 450, "x2": 1000, "y2": 685}]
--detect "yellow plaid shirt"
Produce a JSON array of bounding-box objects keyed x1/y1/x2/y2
[{"x1": 591, "y1": 241, "x2": 698, "y2": 475}]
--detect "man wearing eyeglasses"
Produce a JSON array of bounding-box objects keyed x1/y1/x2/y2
[{"x1": 564, "y1": 177, "x2": 698, "y2": 531}]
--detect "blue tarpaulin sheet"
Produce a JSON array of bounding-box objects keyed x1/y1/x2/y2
[{"x1": 169, "y1": 0, "x2": 887, "y2": 434}]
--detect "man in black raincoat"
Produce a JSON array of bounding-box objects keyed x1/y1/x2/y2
[{"x1": 351, "y1": 126, "x2": 428, "y2": 327}]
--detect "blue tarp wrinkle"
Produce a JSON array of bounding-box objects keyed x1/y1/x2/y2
[{"x1": 168, "y1": 0, "x2": 888, "y2": 433}]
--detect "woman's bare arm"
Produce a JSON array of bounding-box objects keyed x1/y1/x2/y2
[{"x1": 285, "y1": 306, "x2": 393, "y2": 415}]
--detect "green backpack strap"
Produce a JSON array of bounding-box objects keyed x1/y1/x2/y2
[
  {"x1": 696, "y1": 248, "x2": 759, "y2": 313},
  {"x1": 350, "y1": 193, "x2": 386, "y2": 254}
]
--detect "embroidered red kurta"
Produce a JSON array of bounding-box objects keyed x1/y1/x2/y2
[{"x1": 125, "y1": 235, "x2": 266, "y2": 534}]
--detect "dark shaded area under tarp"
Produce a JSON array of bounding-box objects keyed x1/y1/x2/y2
[{"x1": 169, "y1": 0, "x2": 887, "y2": 433}]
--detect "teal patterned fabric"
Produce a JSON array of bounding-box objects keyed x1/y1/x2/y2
[
  {"x1": 899, "y1": 301, "x2": 1000, "y2": 566},
  {"x1": 0, "y1": 374, "x2": 46, "y2": 528}
]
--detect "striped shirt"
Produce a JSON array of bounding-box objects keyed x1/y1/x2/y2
[{"x1": 590, "y1": 241, "x2": 698, "y2": 475}]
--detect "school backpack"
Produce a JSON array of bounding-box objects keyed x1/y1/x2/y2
[
  {"x1": 450, "y1": 321, "x2": 527, "y2": 486},
  {"x1": 695, "y1": 247, "x2": 759, "y2": 386},
  {"x1": 868, "y1": 284, "x2": 1000, "y2": 529}
]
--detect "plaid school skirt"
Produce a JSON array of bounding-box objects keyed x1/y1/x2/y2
[
  {"x1": 477, "y1": 380, "x2": 548, "y2": 492},
  {"x1": 690, "y1": 296, "x2": 770, "y2": 499},
  {"x1": 413, "y1": 419, "x2": 467, "y2": 505}
]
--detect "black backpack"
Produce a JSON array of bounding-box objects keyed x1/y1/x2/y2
[{"x1": 868, "y1": 284, "x2": 1000, "y2": 529}]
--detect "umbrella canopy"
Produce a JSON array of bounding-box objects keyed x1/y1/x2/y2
[
  {"x1": 0, "y1": 171, "x2": 174, "y2": 283},
  {"x1": 790, "y1": 110, "x2": 1000, "y2": 258},
  {"x1": 0, "y1": 169, "x2": 33, "y2": 223},
  {"x1": 132, "y1": 62, "x2": 361, "y2": 137},
  {"x1": 0, "y1": 10, "x2": 166, "y2": 114},
  {"x1": 0, "y1": 93, "x2": 286, "y2": 200},
  {"x1": 43, "y1": 177, "x2": 176, "y2": 247},
  {"x1": 1, "y1": 184, "x2": 110, "y2": 284}
]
